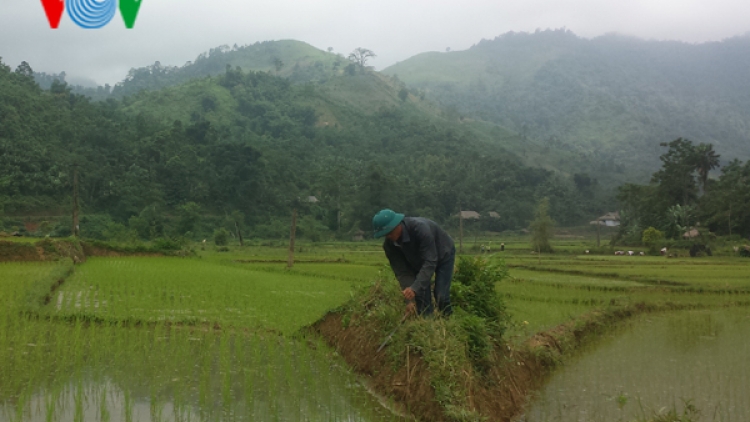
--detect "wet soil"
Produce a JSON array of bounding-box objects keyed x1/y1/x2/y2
[{"x1": 315, "y1": 302, "x2": 691, "y2": 421}]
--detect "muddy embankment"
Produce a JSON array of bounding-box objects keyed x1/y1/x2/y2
[
  {"x1": 0, "y1": 239, "x2": 86, "y2": 262},
  {"x1": 315, "y1": 302, "x2": 694, "y2": 422},
  {"x1": 0, "y1": 239, "x2": 169, "y2": 263}
]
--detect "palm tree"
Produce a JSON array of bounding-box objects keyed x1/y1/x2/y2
[{"x1": 694, "y1": 143, "x2": 720, "y2": 193}]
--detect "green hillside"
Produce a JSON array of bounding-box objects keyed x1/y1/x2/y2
[
  {"x1": 35, "y1": 40, "x2": 344, "y2": 101},
  {"x1": 30, "y1": 38, "x2": 606, "y2": 182},
  {"x1": 104, "y1": 39, "x2": 592, "y2": 179},
  {"x1": 384, "y1": 29, "x2": 750, "y2": 182},
  {"x1": 2, "y1": 56, "x2": 613, "y2": 240}
]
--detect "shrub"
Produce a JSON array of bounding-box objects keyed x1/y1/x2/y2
[
  {"x1": 456, "y1": 312, "x2": 492, "y2": 372},
  {"x1": 151, "y1": 238, "x2": 181, "y2": 251},
  {"x1": 530, "y1": 197, "x2": 555, "y2": 253},
  {"x1": 336, "y1": 256, "x2": 511, "y2": 419},
  {"x1": 213, "y1": 228, "x2": 229, "y2": 246},
  {"x1": 451, "y1": 256, "x2": 509, "y2": 340},
  {"x1": 642, "y1": 226, "x2": 665, "y2": 254}
]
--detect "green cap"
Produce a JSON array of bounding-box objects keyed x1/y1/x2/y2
[{"x1": 372, "y1": 209, "x2": 405, "y2": 238}]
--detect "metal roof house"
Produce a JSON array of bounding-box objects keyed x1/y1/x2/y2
[
  {"x1": 459, "y1": 211, "x2": 481, "y2": 220},
  {"x1": 590, "y1": 212, "x2": 620, "y2": 227}
]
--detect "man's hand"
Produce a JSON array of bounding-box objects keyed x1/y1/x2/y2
[{"x1": 402, "y1": 287, "x2": 415, "y2": 300}]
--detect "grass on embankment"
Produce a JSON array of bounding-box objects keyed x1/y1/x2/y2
[{"x1": 317, "y1": 256, "x2": 525, "y2": 422}]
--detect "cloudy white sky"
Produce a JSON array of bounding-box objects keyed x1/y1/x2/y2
[{"x1": 1, "y1": 0, "x2": 749, "y2": 86}]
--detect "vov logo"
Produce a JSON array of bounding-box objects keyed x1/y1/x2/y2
[{"x1": 40, "y1": 0, "x2": 142, "y2": 29}]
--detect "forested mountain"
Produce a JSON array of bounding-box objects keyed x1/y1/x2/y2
[
  {"x1": 1, "y1": 56, "x2": 609, "y2": 241},
  {"x1": 383, "y1": 29, "x2": 750, "y2": 183},
  {"x1": 32, "y1": 39, "x2": 616, "y2": 183},
  {"x1": 35, "y1": 40, "x2": 344, "y2": 101}
]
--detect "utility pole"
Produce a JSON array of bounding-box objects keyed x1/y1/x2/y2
[
  {"x1": 72, "y1": 165, "x2": 80, "y2": 238},
  {"x1": 458, "y1": 207, "x2": 464, "y2": 254},
  {"x1": 287, "y1": 208, "x2": 298, "y2": 268},
  {"x1": 728, "y1": 203, "x2": 732, "y2": 238},
  {"x1": 234, "y1": 220, "x2": 244, "y2": 247}
]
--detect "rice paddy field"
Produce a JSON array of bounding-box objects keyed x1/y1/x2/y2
[{"x1": 1, "y1": 238, "x2": 749, "y2": 421}]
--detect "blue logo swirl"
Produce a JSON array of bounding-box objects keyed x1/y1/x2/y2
[{"x1": 66, "y1": 0, "x2": 116, "y2": 29}]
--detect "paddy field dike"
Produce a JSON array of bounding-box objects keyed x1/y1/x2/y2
[{"x1": 1, "y1": 237, "x2": 749, "y2": 422}]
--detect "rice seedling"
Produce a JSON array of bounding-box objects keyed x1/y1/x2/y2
[
  {"x1": 522, "y1": 309, "x2": 750, "y2": 421},
  {"x1": 51, "y1": 257, "x2": 358, "y2": 334},
  {"x1": 3, "y1": 238, "x2": 749, "y2": 421}
]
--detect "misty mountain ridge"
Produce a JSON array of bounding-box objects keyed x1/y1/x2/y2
[
  {"x1": 34, "y1": 40, "x2": 343, "y2": 100},
  {"x1": 26, "y1": 30, "x2": 750, "y2": 184},
  {"x1": 2, "y1": 54, "x2": 611, "y2": 233},
  {"x1": 384, "y1": 29, "x2": 750, "y2": 180},
  {"x1": 26, "y1": 38, "x2": 595, "y2": 180}
]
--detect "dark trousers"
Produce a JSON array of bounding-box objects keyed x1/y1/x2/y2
[{"x1": 415, "y1": 247, "x2": 455, "y2": 317}]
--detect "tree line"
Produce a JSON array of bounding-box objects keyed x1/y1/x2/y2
[
  {"x1": 616, "y1": 138, "x2": 750, "y2": 245},
  {"x1": 1, "y1": 57, "x2": 610, "y2": 241}
]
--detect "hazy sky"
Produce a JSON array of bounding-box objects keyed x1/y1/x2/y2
[{"x1": 1, "y1": 0, "x2": 749, "y2": 85}]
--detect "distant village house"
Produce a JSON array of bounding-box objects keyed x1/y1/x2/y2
[
  {"x1": 590, "y1": 212, "x2": 620, "y2": 227},
  {"x1": 459, "y1": 210, "x2": 481, "y2": 220}
]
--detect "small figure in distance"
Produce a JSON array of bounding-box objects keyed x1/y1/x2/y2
[{"x1": 373, "y1": 209, "x2": 455, "y2": 318}]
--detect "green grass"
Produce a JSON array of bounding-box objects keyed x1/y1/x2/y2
[
  {"x1": 0, "y1": 252, "x2": 402, "y2": 420},
  {"x1": 0, "y1": 261, "x2": 69, "y2": 316},
  {"x1": 510, "y1": 255, "x2": 750, "y2": 288},
  {"x1": 0, "y1": 236, "x2": 39, "y2": 244},
  {"x1": 2, "y1": 238, "x2": 750, "y2": 421},
  {"x1": 180, "y1": 240, "x2": 750, "y2": 338},
  {"x1": 497, "y1": 246, "x2": 750, "y2": 339},
  {"x1": 52, "y1": 257, "x2": 358, "y2": 334}
]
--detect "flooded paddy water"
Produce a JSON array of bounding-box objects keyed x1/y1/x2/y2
[
  {"x1": 3, "y1": 248, "x2": 749, "y2": 421},
  {"x1": 0, "y1": 258, "x2": 405, "y2": 422},
  {"x1": 521, "y1": 309, "x2": 750, "y2": 422},
  {"x1": 0, "y1": 321, "x2": 403, "y2": 422}
]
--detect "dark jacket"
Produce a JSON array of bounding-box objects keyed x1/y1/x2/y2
[{"x1": 383, "y1": 217, "x2": 455, "y2": 292}]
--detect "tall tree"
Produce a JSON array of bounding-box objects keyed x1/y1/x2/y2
[
  {"x1": 273, "y1": 57, "x2": 284, "y2": 74},
  {"x1": 348, "y1": 48, "x2": 376, "y2": 72},
  {"x1": 694, "y1": 143, "x2": 720, "y2": 193},
  {"x1": 530, "y1": 197, "x2": 554, "y2": 253},
  {"x1": 700, "y1": 159, "x2": 750, "y2": 237},
  {"x1": 651, "y1": 138, "x2": 699, "y2": 207}
]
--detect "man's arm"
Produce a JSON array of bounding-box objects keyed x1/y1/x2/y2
[
  {"x1": 384, "y1": 243, "x2": 416, "y2": 290},
  {"x1": 409, "y1": 222, "x2": 438, "y2": 293}
]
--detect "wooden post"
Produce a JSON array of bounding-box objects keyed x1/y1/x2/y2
[
  {"x1": 288, "y1": 209, "x2": 297, "y2": 268},
  {"x1": 337, "y1": 196, "x2": 342, "y2": 233},
  {"x1": 72, "y1": 165, "x2": 80, "y2": 238},
  {"x1": 459, "y1": 209, "x2": 464, "y2": 254},
  {"x1": 235, "y1": 220, "x2": 244, "y2": 247},
  {"x1": 728, "y1": 203, "x2": 732, "y2": 238},
  {"x1": 596, "y1": 219, "x2": 601, "y2": 247}
]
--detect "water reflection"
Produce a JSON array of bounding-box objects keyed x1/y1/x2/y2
[
  {"x1": 522, "y1": 309, "x2": 750, "y2": 422},
  {"x1": 0, "y1": 327, "x2": 403, "y2": 422}
]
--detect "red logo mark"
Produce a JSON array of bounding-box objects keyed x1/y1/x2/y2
[{"x1": 40, "y1": 0, "x2": 65, "y2": 29}]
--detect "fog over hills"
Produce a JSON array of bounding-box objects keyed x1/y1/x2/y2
[
  {"x1": 28, "y1": 30, "x2": 750, "y2": 186},
  {"x1": 384, "y1": 29, "x2": 750, "y2": 181}
]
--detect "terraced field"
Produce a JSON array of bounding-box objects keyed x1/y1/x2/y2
[{"x1": 1, "y1": 239, "x2": 749, "y2": 421}]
